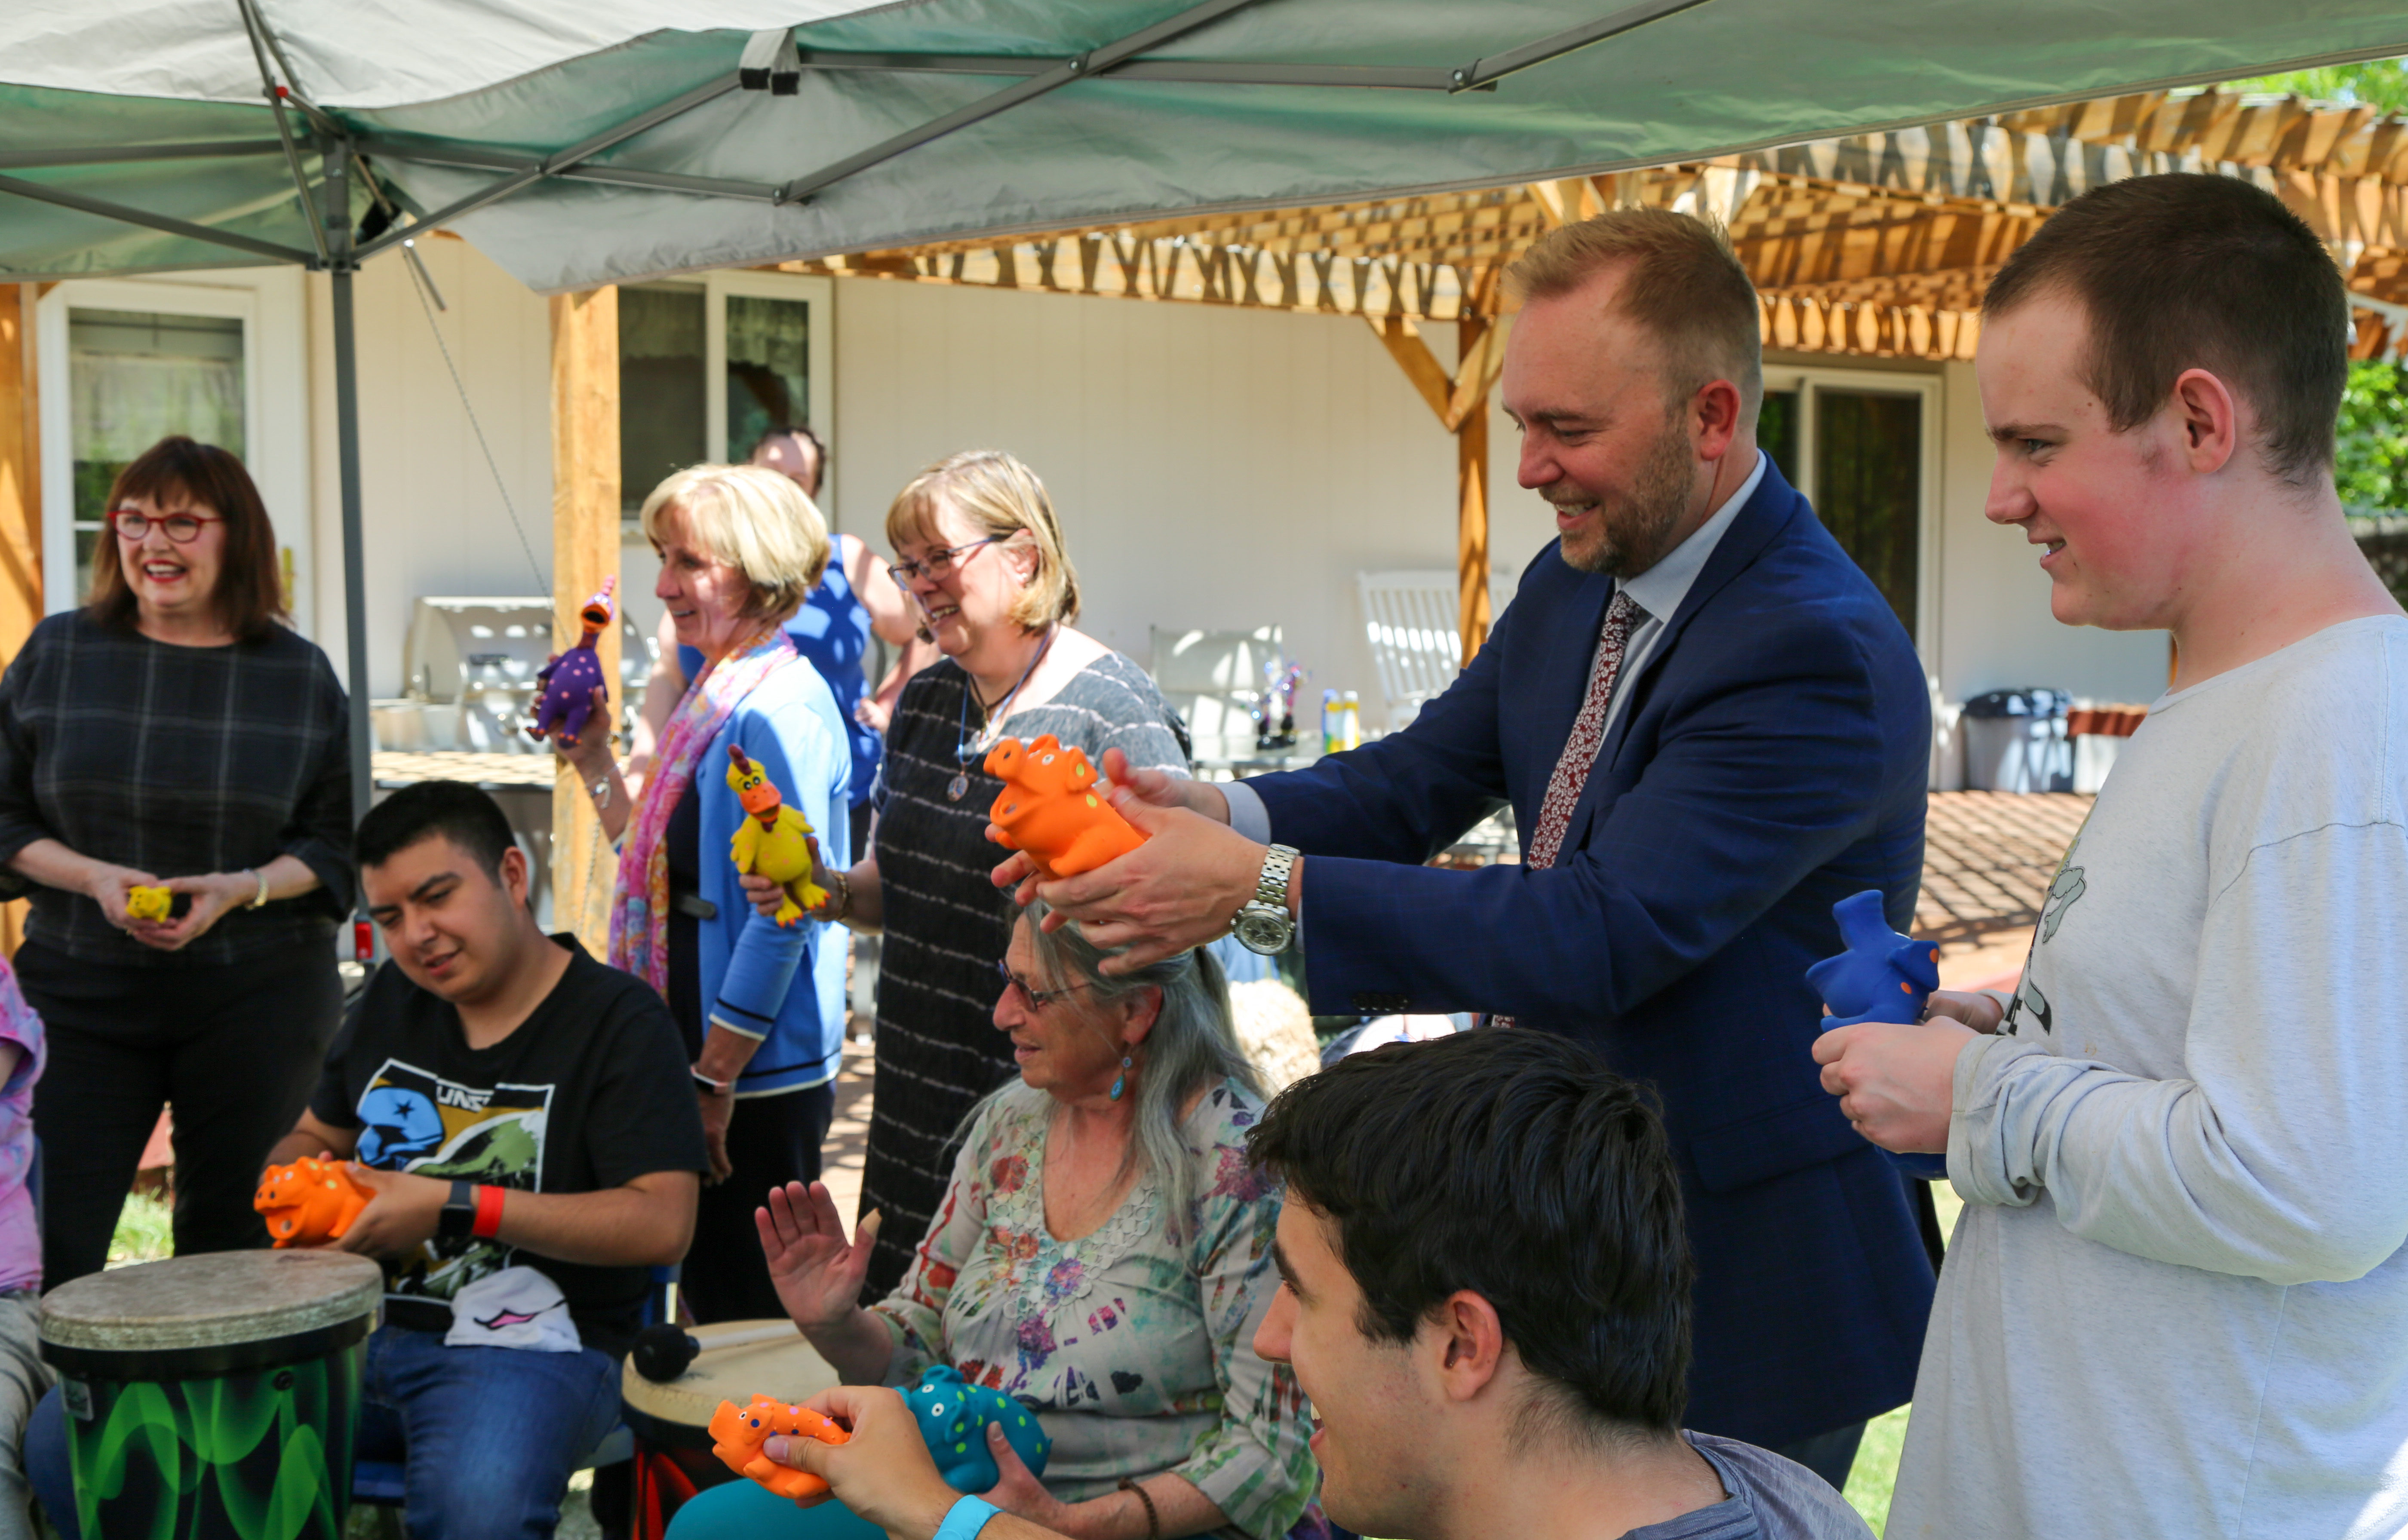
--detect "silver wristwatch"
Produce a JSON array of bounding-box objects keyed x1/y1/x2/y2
[{"x1": 1232, "y1": 844, "x2": 1299, "y2": 955}]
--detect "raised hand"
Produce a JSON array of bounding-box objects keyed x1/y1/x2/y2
[{"x1": 756, "y1": 1181, "x2": 882, "y2": 1331}]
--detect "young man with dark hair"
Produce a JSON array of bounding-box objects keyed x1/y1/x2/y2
[
  {"x1": 748, "y1": 1033, "x2": 1871, "y2": 1540},
  {"x1": 271, "y1": 781, "x2": 709, "y2": 1540},
  {"x1": 1818, "y1": 172, "x2": 2408, "y2": 1535}
]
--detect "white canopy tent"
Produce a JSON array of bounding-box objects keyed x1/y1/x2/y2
[{"x1": 6, "y1": 0, "x2": 2408, "y2": 840}]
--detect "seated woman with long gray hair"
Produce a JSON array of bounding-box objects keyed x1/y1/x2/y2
[{"x1": 666, "y1": 904, "x2": 1318, "y2": 1540}]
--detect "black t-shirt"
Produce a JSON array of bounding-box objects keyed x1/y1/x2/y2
[{"x1": 310, "y1": 936, "x2": 708, "y2": 1355}]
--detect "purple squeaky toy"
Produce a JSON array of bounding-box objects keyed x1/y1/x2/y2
[
  {"x1": 1805, "y1": 890, "x2": 1948, "y2": 1181},
  {"x1": 527, "y1": 577, "x2": 617, "y2": 749}
]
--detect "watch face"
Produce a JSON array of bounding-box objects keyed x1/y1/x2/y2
[{"x1": 1234, "y1": 907, "x2": 1292, "y2": 955}]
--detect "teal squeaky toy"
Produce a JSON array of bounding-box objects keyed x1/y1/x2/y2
[
  {"x1": 904, "y1": 1365, "x2": 1052, "y2": 1492},
  {"x1": 1805, "y1": 890, "x2": 1948, "y2": 1181}
]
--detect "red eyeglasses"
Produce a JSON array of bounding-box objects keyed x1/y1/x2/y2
[{"x1": 111, "y1": 509, "x2": 222, "y2": 544}]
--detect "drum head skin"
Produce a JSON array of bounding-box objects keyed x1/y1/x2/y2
[{"x1": 40, "y1": 1251, "x2": 384, "y2": 1374}]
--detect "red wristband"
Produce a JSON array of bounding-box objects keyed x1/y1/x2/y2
[{"x1": 471, "y1": 1184, "x2": 506, "y2": 1239}]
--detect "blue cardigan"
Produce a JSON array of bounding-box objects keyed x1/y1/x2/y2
[
  {"x1": 691, "y1": 657, "x2": 852, "y2": 1095},
  {"x1": 1247, "y1": 458, "x2": 1935, "y2": 1448}
]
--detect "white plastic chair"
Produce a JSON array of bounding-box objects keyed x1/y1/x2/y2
[
  {"x1": 1356, "y1": 570, "x2": 1511, "y2": 732},
  {"x1": 1148, "y1": 626, "x2": 1285, "y2": 767}
]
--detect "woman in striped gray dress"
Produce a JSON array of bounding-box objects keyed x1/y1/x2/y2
[{"x1": 785, "y1": 450, "x2": 1189, "y2": 1295}]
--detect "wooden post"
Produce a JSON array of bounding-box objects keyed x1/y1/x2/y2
[
  {"x1": 549, "y1": 288, "x2": 621, "y2": 954},
  {"x1": 0, "y1": 288, "x2": 42, "y2": 955},
  {"x1": 1455, "y1": 332, "x2": 1492, "y2": 662}
]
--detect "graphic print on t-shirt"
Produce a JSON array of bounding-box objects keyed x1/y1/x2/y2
[
  {"x1": 350, "y1": 1056, "x2": 550, "y2": 1303},
  {"x1": 2003, "y1": 831, "x2": 2087, "y2": 1040}
]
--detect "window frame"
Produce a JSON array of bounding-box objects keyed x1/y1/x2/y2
[
  {"x1": 1764, "y1": 364, "x2": 1943, "y2": 668},
  {"x1": 34, "y1": 271, "x2": 312, "y2": 632},
  {"x1": 703, "y1": 269, "x2": 835, "y2": 509}
]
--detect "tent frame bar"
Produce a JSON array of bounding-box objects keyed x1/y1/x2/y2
[
  {"x1": 775, "y1": 0, "x2": 1269, "y2": 205},
  {"x1": 1453, "y1": 0, "x2": 1717, "y2": 90},
  {"x1": 787, "y1": 49, "x2": 1459, "y2": 90},
  {"x1": 0, "y1": 141, "x2": 286, "y2": 170},
  {"x1": 354, "y1": 136, "x2": 779, "y2": 202},
  {"x1": 236, "y1": 0, "x2": 331, "y2": 268},
  {"x1": 353, "y1": 74, "x2": 741, "y2": 260},
  {"x1": 0, "y1": 171, "x2": 313, "y2": 264}
]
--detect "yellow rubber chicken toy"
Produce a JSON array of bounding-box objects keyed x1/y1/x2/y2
[{"x1": 727, "y1": 745, "x2": 828, "y2": 928}]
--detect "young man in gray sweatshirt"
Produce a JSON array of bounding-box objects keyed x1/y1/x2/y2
[{"x1": 1817, "y1": 173, "x2": 2408, "y2": 1536}]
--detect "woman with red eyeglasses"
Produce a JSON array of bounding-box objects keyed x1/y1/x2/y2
[{"x1": 0, "y1": 436, "x2": 353, "y2": 1289}]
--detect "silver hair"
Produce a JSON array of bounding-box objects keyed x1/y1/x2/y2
[{"x1": 975, "y1": 902, "x2": 1262, "y2": 1237}]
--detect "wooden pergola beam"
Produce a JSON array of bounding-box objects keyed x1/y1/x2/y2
[
  {"x1": 548, "y1": 287, "x2": 621, "y2": 955},
  {"x1": 1365, "y1": 310, "x2": 1511, "y2": 660}
]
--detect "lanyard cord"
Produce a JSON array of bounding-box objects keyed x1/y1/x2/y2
[{"x1": 955, "y1": 624, "x2": 1060, "y2": 769}]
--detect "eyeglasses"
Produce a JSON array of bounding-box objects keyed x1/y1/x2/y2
[
  {"x1": 111, "y1": 509, "x2": 222, "y2": 544},
  {"x1": 994, "y1": 958, "x2": 1096, "y2": 1013},
  {"x1": 891, "y1": 537, "x2": 1003, "y2": 588}
]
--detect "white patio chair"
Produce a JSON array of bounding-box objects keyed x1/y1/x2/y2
[
  {"x1": 1149, "y1": 626, "x2": 1285, "y2": 768},
  {"x1": 1356, "y1": 569, "x2": 1511, "y2": 732}
]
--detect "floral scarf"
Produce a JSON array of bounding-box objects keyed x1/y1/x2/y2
[{"x1": 607, "y1": 623, "x2": 796, "y2": 996}]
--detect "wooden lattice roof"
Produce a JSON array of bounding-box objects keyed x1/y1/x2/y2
[{"x1": 785, "y1": 85, "x2": 2408, "y2": 363}]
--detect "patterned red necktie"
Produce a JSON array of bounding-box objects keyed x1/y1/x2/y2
[
  {"x1": 1525, "y1": 589, "x2": 1642, "y2": 870},
  {"x1": 1486, "y1": 591, "x2": 1638, "y2": 1031}
]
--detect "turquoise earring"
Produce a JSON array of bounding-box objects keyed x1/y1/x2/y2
[{"x1": 1109, "y1": 1052, "x2": 1133, "y2": 1101}]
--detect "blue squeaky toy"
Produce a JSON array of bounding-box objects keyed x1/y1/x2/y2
[
  {"x1": 905, "y1": 1365, "x2": 1052, "y2": 1492},
  {"x1": 1805, "y1": 890, "x2": 1948, "y2": 1181}
]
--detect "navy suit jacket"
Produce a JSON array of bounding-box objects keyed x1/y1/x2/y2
[{"x1": 1250, "y1": 458, "x2": 1936, "y2": 1446}]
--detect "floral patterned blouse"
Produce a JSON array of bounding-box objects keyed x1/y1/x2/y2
[{"x1": 870, "y1": 1078, "x2": 1315, "y2": 1540}]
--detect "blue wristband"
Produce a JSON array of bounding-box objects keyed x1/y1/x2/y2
[{"x1": 934, "y1": 1496, "x2": 1001, "y2": 1540}]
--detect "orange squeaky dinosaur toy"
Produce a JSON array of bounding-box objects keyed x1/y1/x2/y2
[
  {"x1": 983, "y1": 735, "x2": 1148, "y2": 879},
  {"x1": 254, "y1": 1156, "x2": 371, "y2": 1248},
  {"x1": 709, "y1": 1395, "x2": 851, "y2": 1500}
]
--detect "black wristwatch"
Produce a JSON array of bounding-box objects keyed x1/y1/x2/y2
[{"x1": 437, "y1": 1179, "x2": 476, "y2": 1241}]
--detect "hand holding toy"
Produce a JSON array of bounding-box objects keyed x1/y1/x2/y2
[
  {"x1": 125, "y1": 885, "x2": 172, "y2": 923},
  {"x1": 527, "y1": 577, "x2": 617, "y2": 749},
  {"x1": 254, "y1": 1156, "x2": 371, "y2": 1248},
  {"x1": 984, "y1": 735, "x2": 1147, "y2": 878},
  {"x1": 709, "y1": 1394, "x2": 851, "y2": 1500},
  {"x1": 728, "y1": 745, "x2": 829, "y2": 927},
  {"x1": 713, "y1": 1366, "x2": 1050, "y2": 1504},
  {"x1": 1806, "y1": 890, "x2": 1948, "y2": 1180}
]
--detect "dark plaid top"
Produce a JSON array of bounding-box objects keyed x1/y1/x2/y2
[
  {"x1": 858, "y1": 652, "x2": 1190, "y2": 1296},
  {"x1": 0, "y1": 610, "x2": 355, "y2": 968}
]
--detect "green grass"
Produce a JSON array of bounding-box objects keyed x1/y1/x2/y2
[
  {"x1": 105, "y1": 1190, "x2": 174, "y2": 1268},
  {"x1": 1839, "y1": 1182, "x2": 1962, "y2": 1534}
]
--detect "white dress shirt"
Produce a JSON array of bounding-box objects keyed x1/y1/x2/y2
[{"x1": 1225, "y1": 450, "x2": 1766, "y2": 848}]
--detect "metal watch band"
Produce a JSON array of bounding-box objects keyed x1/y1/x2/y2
[{"x1": 1253, "y1": 844, "x2": 1299, "y2": 911}]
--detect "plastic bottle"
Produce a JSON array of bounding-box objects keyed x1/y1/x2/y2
[
  {"x1": 1321, "y1": 689, "x2": 1342, "y2": 755},
  {"x1": 1338, "y1": 690, "x2": 1362, "y2": 751}
]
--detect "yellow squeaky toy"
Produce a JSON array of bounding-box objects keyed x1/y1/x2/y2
[
  {"x1": 125, "y1": 885, "x2": 172, "y2": 923},
  {"x1": 726, "y1": 745, "x2": 828, "y2": 928}
]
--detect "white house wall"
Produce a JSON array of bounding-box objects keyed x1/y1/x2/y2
[
  {"x1": 827, "y1": 278, "x2": 1547, "y2": 712},
  {"x1": 304, "y1": 239, "x2": 555, "y2": 698}
]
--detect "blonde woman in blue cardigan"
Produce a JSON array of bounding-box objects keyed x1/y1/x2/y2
[{"x1": 555, "y1": 463, "x2": 851, "y2": 1323}]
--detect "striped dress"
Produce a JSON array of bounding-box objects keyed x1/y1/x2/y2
[{"x1": 863, "y1": 652, "x2": 1190, "y2": 1297}]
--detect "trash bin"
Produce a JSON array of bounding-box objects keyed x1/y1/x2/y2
[{"x1": 1960, "y1": 688, "x2": 2073, "y2": 793}]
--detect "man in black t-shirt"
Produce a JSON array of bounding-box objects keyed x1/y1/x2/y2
[{"x1": 265, "y1": 782, "x2": 707, "y2": 1540}]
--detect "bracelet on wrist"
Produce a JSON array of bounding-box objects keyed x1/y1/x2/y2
[
  {"x1": 470, "y1": 1184, "x2": 506, "y2": 1239},
  {"x1": 1118, "y1": 1478, "x2": 1161, "y2": 1540},
  {"x1": 933, "y1": 1496, "x2": 1000, "y2": 1540}
]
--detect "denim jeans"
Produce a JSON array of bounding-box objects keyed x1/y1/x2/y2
[
  {"x1": 360, "y1": 1325, "x2": 622, "y2": 1540},
  {"x1": 25, "y1": 1325, "x2": 619, "y2": 1540}
]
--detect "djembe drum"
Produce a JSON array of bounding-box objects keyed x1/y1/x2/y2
[{"x1": 39, "y1": 1250, "x2": 384, "y2": 1540}]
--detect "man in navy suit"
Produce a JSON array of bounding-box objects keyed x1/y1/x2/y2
[{"x1": 1000, "y1": 209, "x2": 1935, "y2": 1484}]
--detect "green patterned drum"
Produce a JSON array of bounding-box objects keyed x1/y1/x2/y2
[{"x1": 39, "y1": 1250, "x2": 384, "y2": 1540}]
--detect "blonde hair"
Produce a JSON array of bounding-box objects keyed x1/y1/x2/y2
[
  {"x1": 885, "y1": 449, "x2": 1079, "y2": 630},
  {"x1": 640, "y1": 463, "x2": 829, "y2": 623},
  {"x1": 1505, "y1": 208, "x2": 1765, "y2": 420}
]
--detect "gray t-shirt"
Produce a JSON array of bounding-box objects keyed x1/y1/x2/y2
[
  {"x1": 1892, "y1": 616, "x2": 2408, "y2": 1538},
  {"x1": 1623, "y1": 1433, "x2": 1874, "y2": 1539}
]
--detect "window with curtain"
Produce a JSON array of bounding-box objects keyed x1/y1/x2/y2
[
  {"x1": 618, "y1": 284, "x2": 706, "y2": 516},
  {"x1": 1813, "y1": 388, "x2": 1922, "y2": 638},
  {"x1": 68, "y1": 308, "x2": 245, "y2": 600},
  {"x1": 723, "y1": 294, "x2": 810, "y2": 463}
]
